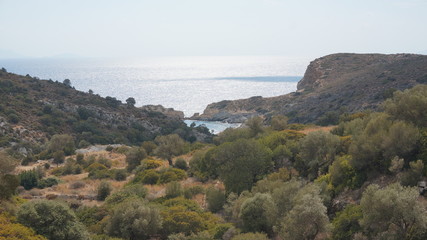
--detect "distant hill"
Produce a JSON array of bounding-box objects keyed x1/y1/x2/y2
[
  {"x1": 192, "y1": 53, "x2": 427, "y2": 124},
  {"x1": 0, "y1": 69, "x2": 210, "y2": 147}
]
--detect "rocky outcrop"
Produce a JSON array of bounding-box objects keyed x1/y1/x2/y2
[
  {"x1": 140, "y1": 105, "x2": 184, "y2": 119},
  {"x1": 193, "y1": 53, "x2": 427, "y2": 123}
]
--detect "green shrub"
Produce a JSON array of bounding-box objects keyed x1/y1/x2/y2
[
  {"x1": 184, "y1": 185, "x2": 205, "y2": 199},
  {"x1": 37, "y1": 177, "x2": 59, "y2": 189},
  {"x1": 174, "y1": 158, "x2": 188, "y2": 170},
  {"x1": 113, "y1": 169, "x2": 127, "y2": 181},
  {"x1": 140, "y1": 159, "x2": 163, "y2": 170},
  {"x1": 166, "y1": 181, "x2": 183, "y2": 199},
  {"x1": 97, "y1": 181, "x2": 112, "y2": 201},
  {"x1": 206, "y1": 187, "x2": 226, "y2": 213}
]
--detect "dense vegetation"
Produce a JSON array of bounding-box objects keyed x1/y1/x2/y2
[{"x1": 1, "y1": 68, "x2": 427, "y2": 240}]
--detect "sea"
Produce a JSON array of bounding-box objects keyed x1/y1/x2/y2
[{"x1": 0, "y1": 56, "x2": 308, "y2": 133}]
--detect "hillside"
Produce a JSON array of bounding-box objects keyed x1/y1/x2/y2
[
  {"x1": 192, "y1": 53, "x2": 427, "y2": 124},
  {"x1": 0, "y1": 69, "x2": 211, "y2": 149}
]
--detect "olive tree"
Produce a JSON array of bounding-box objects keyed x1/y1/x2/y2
[
  {"x1": 279, "y1": 192, "x2": 329, "y2": 240},
  {"x1": 299, "y1": 130, "x2": 340, "y2": 179},
  {"x1": 239, "y1": 193, "x2": 277, "y2": 235},
  {"x1": 213, "y1": 139, "x2": 273, "y2": 194},
  {"x1": 360, "y1": 183, "x2": 427, "y2": 240},
  {"x1": 106, "y1": 199, "x2": 162, "y2": 240},
  {"x1": 154, "y1": 134, "x2": 187, "y2": 166}
]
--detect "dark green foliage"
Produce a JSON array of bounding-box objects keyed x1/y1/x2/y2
[
  {"x1": 245, "y1": 116, "x2": 264, "y2": 137},
  {"x1": 401, "y1": 160, "x2": 424, "y2": 187},
  {"x1": 317, "y1": 111, "x2": 340, "y2": 126},
  {"x1": 183, "y1": 186, "x2": 205, "y2": 199},
  {"x1": 349, "y1": 113, "x2": 420, "y2": 172},
  {"x1": 19, "y1": 170, "x2": 39, "y2": 190},
  {"x1": 126, "y1": 147, "x2": 147, "y2": 172},
  {"x1": 77, "y1": 107, "x2": 93, "y2": 120},
  {"x1": 159, "y1": 168, "x2": 187, "y2": 184},
  {"x1": 332, "y1": 204, "x2": 362, "y2": 240},
  {"x1": 0, "y1": 174, "x2": 19, "y2": 199},
  {"x1": 37, "y1": 177, "x2": 59, "y2": 189},
  {"x1": 239, "y1": 193, "x2": 277, "y2": 235},
  {"x1": 141, "y1": 141, "x2": 157, "y2": 155},
  {"x1": 298, "y1": 130, "x2": 340, "y2": 180},
  {"x1": 97, "y1": 181, "x2": 112, "y2": 201},
  {"x1": 165, "y1": 181, "x2": 183, "y2": 199},
  {"x1": 154, "y1": 134, "x2": 187, "y2": 166},
  {"x1": 174, "y1": 158, "x2": 188, "y2": 170},
  {"x1": 0, "y1": 152, "x2": 19, "y2": 201},
  {"x1": 140, "y1": 170, "x2": 160, "y2": 184},
  {"x1": 113, "y1": 169, "x2": 127, "y2": 181},
  {"x1": 7, "y1": 113, "x2": 19, "y2": 123},
  {"x1": 106, "y1": 199, "x2": 162, "y2": 240},
  {"x1": 126, "y1": 97, "x2": 136, "y2": 107},
  {"x1": 208, "y1": 139, "x2": 273, "y2": 194},
  {"x1": 48, "y1": 134, "x2": 75, "y2": 156},
  {"x1": 360, "y1": 184, "x2": 427, "y2": 239},
  {"x1": 53, "y1": 150, "x2": 65, "y2": 165},
  {"x1": 17, "y1": 200, "x2": 90, "y2": 240},
  {"x1": 384, "y1": 84, "x2": 427, "y2": 127},
  {"x1": 206, "y1": 187, "x2": 226, "y2": 213},
  {"x1": 105, "y1": 184, "x2": 147, "y2": 206},
  {"x1": 270, "y1": 115, "x2": 288, "y2": 131}
]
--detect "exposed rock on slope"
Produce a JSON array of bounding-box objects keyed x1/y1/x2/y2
[
  {"x1": 193, "y1": 53, "x2": 427, "y2": 123},
  {"x1": 0, "y1": 70, "x2": 210, "y2": 146}
]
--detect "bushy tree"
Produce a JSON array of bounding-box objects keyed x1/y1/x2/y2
[
  {"x1": 126, "y1": 97, "x2": 136, "y2": 107},
  {"x1": 349, "y1": 113, "x2": 419, "y2": 172},
  {"x1": 239, "y1": 193, "x2": 277, "y2": 235},
  {"x1": 141, "y1": 141, "x2": 157, "y2": 155},
  {"x1": 206, "y1": 187, "x2": 226, "y2": 213},
  {"x1": 360, "y1": 183, "x2": 427, "y2": 239},
  {"x1": 97, "y1": 181, "x2": 112, "y2": 201},
  {"x1": 18, "y1": 170, "x2": 39, "y2": 190},
  {"x1": 384, "y1": 84, "x2": 427, "y2": 127},
  {"x1": 48, "y1": 134, "x2": 75, "y2": 155},
  {"x1": 270, "y1": 115, "x2": 288, "y2": 131},
  {"x1": 211, "y1": 139, "x2": 273, "y2": 194},
  {"x1": 0, "y1": 213, "x2": 47, "y2": 240},
  {"x1": 161, "y1": 206, "x2": 208, "y2": 236},
  {"x1": 155, "y1": 134, "x2": 187, "y2": 166},
  {"x1": 126, "y1": 147, "x2": 147, "y2": 172},
  {"x1": 165, "y1": 181, "x2": 183, "y2": 199},
  {"x1": 279, "y1": 192, "x2": 329, "y2": 240},
  {"x1": 0, "y1": 151, "x2": 18, "y2": 199},
  {"x1": 106, "y1": 199, "x2": 162, "y2": 240},
  {"x1": 245, "y1": 116, "x2": 264, "y2": 137},
  {"x1": 17, "y1": 200, "x2": 89, "y2": 240},
  {"x1": 174, "y1": 158, "x2": 188, "y2": 170},
  {"x1": 331, "y1": 204, "x2": 362, "y2": 240},
  {"x1": 401, "y1": 160, "x2": 424, "y2": 186},
  {"x1": 299, "y1": 130, "x2": 340, "y2": 179},
  {"x1": 53, "y1": 150, "x2": 65, "y2": 165}
]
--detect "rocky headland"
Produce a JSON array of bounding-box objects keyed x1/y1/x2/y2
[{"x1": 192, "y1": 53, "x2": 427, "y2": 123}]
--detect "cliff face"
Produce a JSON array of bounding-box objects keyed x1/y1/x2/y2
[{"x1": 193, "y1": 53, "x2": 427, "y2": 123}]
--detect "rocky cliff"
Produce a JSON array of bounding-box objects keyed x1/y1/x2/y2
[{"x1": 192, "y1": 53, "x2": 427, "y2": 124}]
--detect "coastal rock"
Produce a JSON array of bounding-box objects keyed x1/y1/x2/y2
[{"x1": 140, "y1": 105, "x2": 184, "y2": 119}]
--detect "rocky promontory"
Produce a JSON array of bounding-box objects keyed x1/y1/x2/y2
[{"x1": 192, "y1": 53, "x2": 427, "y2": 123}]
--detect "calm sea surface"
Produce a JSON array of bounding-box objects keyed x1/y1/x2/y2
[{"x1": 0, "y1": 56, "x2": 308, "y2": 117}]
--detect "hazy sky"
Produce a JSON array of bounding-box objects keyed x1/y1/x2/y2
[{"x1": 0, "y1": 0, "x2": 426, "y2": 58}]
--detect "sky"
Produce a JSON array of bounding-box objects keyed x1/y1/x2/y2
[{"x1": 0, "y1": 0, "x2": 426, "y2": 59}]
